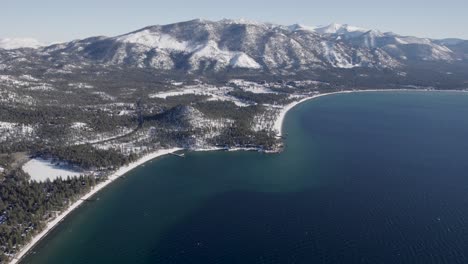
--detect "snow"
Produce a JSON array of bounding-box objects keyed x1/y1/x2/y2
[
  {"x1": 22, "y1": 158, "x2": 85, "y2": 182},
  {"x1": 189, "y1": 40, "x2": 254, "y2": 69},
  {"x1": 68, "y1": 83, "x2": 94, "y2": 89},
  {"x1": 394, "y1": 36, "x2": 454, "y2": 60},
  {"x1": 395, "y1": 36, "x2": 431, "y2": 45},
  {"x1": 0, "y1": 121, "x2": 15, "y2": 130},
  {"x1": 0, "y1": 121, "x2": 34, "y2": 142},
  {"x1": 149, "y1": 89, "x2": 200, "y2": 99},
  {"x1": 117, "y1": 30, "x2": 261, "y2": 70},
  {"x1": 20, "y1": 75, "x2": 40, "y2": 82},
  {"x1": 0, "y1": 38, "x2": 44, "y2": 50},
  {"x1": 148, "y1": 84, "x2": 251, "y2": 107},
  {"x1": 28, "y1": 84, "x2": 55, "y2": 91},
  {"x1": 229, "y1": 79, "x2": 276, "y2": 93},
  {"x1": 288, "y1": 24, "x2": 318, "y2": 32},
  {"x1": 70, "y1": 122, "x2": 88, "y2": 129},
  {"x1": 362, "y1": 30, "x2": 384, "y2": 48},
  {"x1": 320, "y1": 41, "x2": 360, "y2": 68},
  {"x1": 116, "y1": 30, "x2": 194, "y2": 52},
  {"x1": 118, "y1": 110, "x2": 132, "y2": 116},
  {"x1": 92, "y1": 91, "x2": 116, "y2": 101},
  {"x1": 229, "y1": 53, "x2": 262, "y2": 69},
  {"x1": 11, "y1": 148, "x2": 182, "y2": 264},
  {"x1": 219, "y1": 18, "x2": 274, "y2": 27},
  {"x1": 314, "y1": 23, "x2": 368, "y2": 35},
  {"x1": 0, "y1": 75, "x2": 31, "y2": 87}
]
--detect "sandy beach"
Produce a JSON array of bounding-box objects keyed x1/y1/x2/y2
[
  {"x1": 10, "y1": 147, "x2": 182, "y2": 264},
  {"x1": 11, "y1": 88, "x2": 453, "y2": 264},
  {"x1": 273, "y1": 91, "x2": 357, "y2": 136},
  {"x1": 272, "y1": 89, "x2": 441, "y2": 136}
]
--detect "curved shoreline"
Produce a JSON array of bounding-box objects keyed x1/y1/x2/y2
[
  {"x1": 10, "y1": 148, "x2": 182, "y2": 264},
  {"x1": 273, "y1": 91, "x2": 348, "y2": 136},
  {"x1": 10, "y1": 88, "x2": 466, "y2": 263},
  {"x1": 273, "y1": 89, "x2": 462, "y2": 136},
  {"x1": 273, "y1": 90, "x2": 387, "y2": 136}
]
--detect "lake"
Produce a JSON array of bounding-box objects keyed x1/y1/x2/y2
[{"x1": 23, "y1": 91, "x2": 468, "y2": 264}]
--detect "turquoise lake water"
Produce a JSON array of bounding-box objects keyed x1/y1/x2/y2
[{"x1": 22, "y1": 91, "x2": 468, "y2": 264}]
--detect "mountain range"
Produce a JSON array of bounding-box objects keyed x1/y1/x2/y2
[
  {"x1": 0, "y1": 38, "x2": 44, "y2": 50},
  {"x1": 1, "y1": 19, "x2": 467, "y2": 87}
]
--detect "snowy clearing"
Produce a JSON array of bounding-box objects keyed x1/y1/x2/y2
[
  {"x1": 22, "y1": 158, "x2": 85, "y2": 182},
  {"x1": 149, "y1": 84, "x2": 251, "y2": 107}
]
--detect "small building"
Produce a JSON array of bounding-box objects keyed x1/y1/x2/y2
[{"x1": 0, "y1": 166, "x2": 5, "y2": 173}]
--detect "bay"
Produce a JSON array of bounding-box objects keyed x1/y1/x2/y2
[{"x1": 23, "y1": 91, "x2": 468, "y2": 264}]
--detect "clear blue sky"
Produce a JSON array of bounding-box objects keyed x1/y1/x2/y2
[{"x1": 2, "y1": 0, "x2": 467, "y2": 42}]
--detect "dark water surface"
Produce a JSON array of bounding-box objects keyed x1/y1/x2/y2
[{"x1": 23, "y1": 91, "x2": 468, "y2": 264}]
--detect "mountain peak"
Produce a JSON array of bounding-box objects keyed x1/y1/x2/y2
[
  {"x1": 0, "y1": 37, "x2": 45, "y2": 50},
  {"x1": 288, "y1": 24, "x2": 318, "y2": 32},
  {"x1": 16, "y1": 18, "x2": 461, "y2": 74},
  {"x1": 219, "y1": 18, "x2": 267, "y2": 25},
  {"x1": 315, "y1": 23, "x2": 368, "y2": 35}
]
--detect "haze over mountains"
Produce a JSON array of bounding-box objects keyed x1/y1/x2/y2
[
  {"x1": 1, "y1": 19, "x2": 467, "y2": 76},
  {"x1": 3, "y1": 17, "x2": 468, "y2": 264},
  {"x1": 1, "y1": 19, "x2": 468, "y2": 93},
  {"x1": 0, "y1": 38, "x2": 45, "y2": 50}
]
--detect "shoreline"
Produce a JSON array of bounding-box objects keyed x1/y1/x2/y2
[
  {"x1": 273, "y1": 88, "x2": 466, "y2": 136},
  {"x1": 9, "y1": 147, "x2": 182, "y2": 264},
  {"x1": 10, "y1": 88, "x2": 466, "y2": 263}
]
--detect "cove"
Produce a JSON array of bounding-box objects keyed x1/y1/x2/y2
[{"x1": 23, "y1": 91, "x2": 468, "y2": 264}]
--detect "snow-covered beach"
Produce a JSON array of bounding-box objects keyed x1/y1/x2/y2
[
  {"x1": 273, "y1": 91, "x2": 355, "y2": 136},
  {"x1": 273, "y1": 89, "x2": 441, "y2": 136},
  {"x1": 10, "y1": 147, "x2": 182, "y2": 264},
  {"x1": 11, "y1": 88, "x2": 452, "y2": 264}
]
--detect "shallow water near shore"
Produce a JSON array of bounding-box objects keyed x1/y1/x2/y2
[{"x1": 22, "y1": 91, "x2": 468, "y2": 264}]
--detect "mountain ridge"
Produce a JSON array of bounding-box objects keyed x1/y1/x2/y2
[{"x1": 0, "y1": 19, "x2": 467, "y2": 77}]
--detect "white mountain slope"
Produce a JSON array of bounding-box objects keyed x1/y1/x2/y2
[
  {"x1": 2, "y1": 19, "x2": 466, "y2": 73},
  {"x1": 116, "y1": 29, "x2": 194, "y2": 52},
  {"x1": 0, "y1": 38, "x2": 44, "y2": 50},
  {"x1": 311, "y1": 24, "x2": 455, "y2": 61},
  {"x1": 97, "y1": 20, "x2": 401, "y2": 70},
  {"x1": 230, "y1": 53, "x2": 262, "y2": 69},
  {"x1": 314, "y1": 23, "x2": 368, "y2": 36}
]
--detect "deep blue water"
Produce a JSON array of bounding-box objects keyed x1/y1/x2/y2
[{"x1": 23, "y1": 91, "x2": 468, "y2": 263}]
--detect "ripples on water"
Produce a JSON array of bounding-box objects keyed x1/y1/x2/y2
[{"x1": 23, "y1": 92, "x2": 468, "y2": 264}]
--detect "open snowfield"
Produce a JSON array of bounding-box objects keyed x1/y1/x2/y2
[
  {"x1": 11, "y1": 148, "x2": 182, "y2": 264},
  {"x1": 22, "y1": 158, "x2": 85, "y2": 182},
  {"x1": 229, "y1": 79, "x2": 276, "y2": 93},
  {"x1": 149, "y1": 84, "x2": 250, "y2": 107}
]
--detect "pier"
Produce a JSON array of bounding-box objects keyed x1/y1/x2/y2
[{"x1": 169, "y1": 153, "x2": 185, "y2": 158}]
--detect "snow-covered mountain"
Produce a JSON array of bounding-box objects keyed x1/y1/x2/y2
[
  {"x1": 317, "y1": 26, "x2": 455, "y2": 61},
  {"x1": 0, "y1": 38, "x2": 44, "y2": 50},
  {"x1": 435, "y1": 39, "x2": 468, "y2": 61},
  {"x1": 314, "y1": 23, "x2": 368, "y2": 36},
  {"x1": 1, "y1": 19, "x2": 466, "y2": 74}
]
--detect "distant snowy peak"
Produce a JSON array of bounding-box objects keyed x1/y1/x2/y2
[
  {"x1": 13, "y1": 19, "x2": 464, "y2": 74},
  {"x1": 287, "y1": 22, "x2": 375, "y2": 38},
  {"x1": 314, "y1": 23, "x2": 369, "y2": 35},
  {"x1": 219, "y1": 18, "x2": 274, "y2": 27},
  {"x1": 288, "y1": 24, "x2": 318, "y2": 32},
  {"x1": 0, "y1": 38, "x2": 44, "y2": 50}
]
